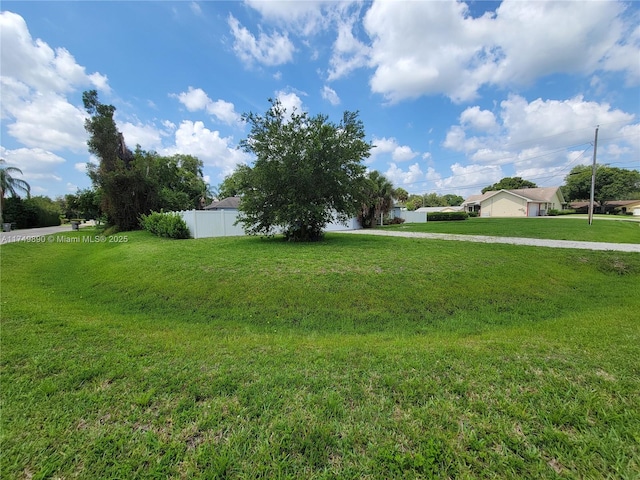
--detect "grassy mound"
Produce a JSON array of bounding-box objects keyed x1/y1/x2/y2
[{"x1": 2, "y1": 231, "x2": 639, "y2": 478}]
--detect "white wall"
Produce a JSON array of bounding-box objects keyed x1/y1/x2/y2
[
  {"x1": 177, "y1": 210, "x2": 360, "y2": 239},
  {"x1": 400, "y1": 211, "x2": 428, "y2": 223},
  {"x1": 177, "y1": 210, "x2": 245, "y2": 239}
]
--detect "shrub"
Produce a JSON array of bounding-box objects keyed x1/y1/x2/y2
[
  {"x1": 548, "y1": 209, "x2": 576, "y2": 216},
  {"x1": 467, "y1": 211, "x2": 478, "y2": 218},
  {"x1": 389, "y1": 217, "x2": 405, "y2": 224},
  {"x1": 140, "y1": 211, "x2": 190, "y2": 239},
  {"x1": 427, "y1": 212, "x2": 468, "y2": 221}
]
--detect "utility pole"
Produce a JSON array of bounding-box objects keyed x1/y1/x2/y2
[{"x1": 588, "y1": 125, "x2": 599, "y2": 226}]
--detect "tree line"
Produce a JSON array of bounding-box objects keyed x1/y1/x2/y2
[{"x1": 2, "y1": 94, "x2": 638, "y2": 236}]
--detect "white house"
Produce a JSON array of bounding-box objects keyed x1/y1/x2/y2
[{"x1": 462, "y1": 187, "x2": 565, "y2": 217}]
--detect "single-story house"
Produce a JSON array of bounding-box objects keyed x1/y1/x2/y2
[
  {"x1": 204, "y1": 196, "x2": 241, "y2": 210},
  {"x1": 570, "y1": 200, "x2": 640, "y2": 215},
  {"x1": 623, "y1": 200, "x2": 640, "y2": 216},
  {"x1": 462, "y1": 187, "x2": 565, "y2": 217},
  {"x1": 414, "y1": 206, "x2": 464, "y2": 214}
]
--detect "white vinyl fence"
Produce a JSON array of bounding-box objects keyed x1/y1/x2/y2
[
  {"x1": 392, "y1": 210, "x2": 427, "y2": 223},
  {"x1": 177, "y1": 210, "x2": 245, "y2": 239},
  {"x1": 177, "y1": 210, "x2": 361, "y2": 239}
]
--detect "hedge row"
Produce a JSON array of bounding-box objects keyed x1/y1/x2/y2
[{"x1": 427, "y1": 212, "x2": 469, "y2": 221}]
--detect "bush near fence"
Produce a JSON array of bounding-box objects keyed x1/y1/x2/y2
[
  {"x1": 427, "y1": 212, "x2": 469, "y2": 221},
  {"x1": 140, "y1": 211, "x2": 190, "y2": 239}
]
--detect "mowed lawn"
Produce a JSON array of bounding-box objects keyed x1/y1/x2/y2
[
  {"x1": 382, "y1": 216, "x2": 640, "y2": 244},
  {"x1": 1, "y1": 227, "x2": 639, "y2": 479}
]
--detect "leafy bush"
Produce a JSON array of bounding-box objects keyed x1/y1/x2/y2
[
  {"x1": 467, "y1": 211, "x2": 478, "y2": 218},
  {"x1": 389, "y1": 217, "x2": 405, "y2": 224},
  {"x1": 140, "y1": 211, "x2": 190, "y2": 239},
  {"x1": 548, "y1": 209, "x2": 576, "y2": 216},
  {"x1": 427, "y1": 212, "x2": 468, "y2": 221}
]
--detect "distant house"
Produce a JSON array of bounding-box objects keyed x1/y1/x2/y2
[
  {"x1": 203, "y1": 196, "x2": 241, "y2": 211},
  {"x1": 462, "y1": 187, "x2": 565, "y2": 217},
  {"x1": 623, "y1": 200, "x2": 640, "y2": 216},
  {"x1": 414, "y1": 206, "x2": 464, "y2": 214},
  {"x1": 570, "y1": 199, "x2": 640, "y2": 215}
]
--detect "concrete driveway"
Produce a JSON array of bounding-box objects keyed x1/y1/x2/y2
[{"x1": 339, "y1": 229, "x2": 640, "y2": 253}]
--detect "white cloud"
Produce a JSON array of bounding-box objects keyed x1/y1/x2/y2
[
  {"x1": 0, "y1": 11, "x2": 109, "y2": 95},
  {"x1": 276, "y1": 90, "x2": 305, "y2": 114},
  {"x1": 228, "y1": 14, "x2": 295, "y2": 67},
  {"x1": 441, "y1": 94, "x2": 638, "y2": 191},
  {"x1": 363, "y1": 0, "x2": 638, "y2": 103},
  {"x1": 460, "y1": 106, "x2": 498, "y2": 132},
  {"x1": 328, "y1": 16, "x2": 371, "y2": 80},
  {"x1": 0, "y1": 146, "x2": 68, "y2": 193},
  {"x1": 190, "y1": 2, "x2": 202, "y2": 16},
  {"x1": 119, "y1": 121, "x2": 164, "y2": 151},
  {"x1": 244, "y1": 0, "x2": 333, "y2": 36},
  {"x1": 392, "y1": 145, "x2": 418, "y2": 162},
  {"x1": 371, "y1": 136, "x2": 419, "y2": 162},
  {"x1": 74, "y1": 162, "x2": 88, "y2": 173},
  {"x1": 436, "y1": 163, "x2": 503, "y2": 194},
  {"x1": 321, "y1": 85, "x2": 340, "y2": 106},
  {"x1": 172, "y1": 86, "x2": 242, "y2": 125},
  {"x1": 385, "y1": 162, "x2": 425, "y2": 187},
  {"x1": 174, "y1": 86, "x2": 210, "y2": 111},
  {"x1": 3, "y1": 89, "x2": 88, "y2": 152},
  {"x1": 1, "y1": 146, "x2": 66, "y2": 172},
  {"x1": 0, "y1": 11, "x2": 110, "y2": 158},
  {"x1": 163, "y1": 120, "x2": 250, "y2": 175}
]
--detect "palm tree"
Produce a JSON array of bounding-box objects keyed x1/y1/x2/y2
[
  {"x1": 359, "y1": 170, "x2": 394, "y2": 228},
  {"x1": 1, "y1": 158, "x2": 31, "y2": 223}
]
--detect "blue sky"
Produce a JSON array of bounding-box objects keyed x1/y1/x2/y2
[{"x1": 1, "y1": 1, "x2": 639, "y2": 200}]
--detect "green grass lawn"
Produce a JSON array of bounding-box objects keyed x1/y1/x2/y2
[
  {"x1": 382, "y1": 216, "x2": 640, "y2": 244},
  {"x1": 1, "y1": 230, "x2": 639, "y2": 478}
]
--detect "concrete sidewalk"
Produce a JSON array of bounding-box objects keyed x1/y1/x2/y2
[{"x1": 338, "y1": 229, "x2": 640, "y2": 253}]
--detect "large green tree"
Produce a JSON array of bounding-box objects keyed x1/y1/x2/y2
[
  {"x1": 393, "y1": 187, "x2": 408, "y2": 203},
  {"x1": 442, "y1": 194, "x2": 464, "y2": 206},
  {"x1": 83, "y1": 91, "x2": 211, "y2": 230},
  {"x1": 1, "y1": 158, "x2": 31, "y2": 223},
  {"x1": 84, "y1": 90, "x2": 149, "y2": 230},
  {"x1": 562, "y1": 165, "x2": 640, "y2": 206},
  {"x1": 217, "y1": 168, "x2": 248, "y2": 199},
  {"x1": 235, "y1": 99, "x2": 371, "y2": 241},
  {"x1": 482, "y1": 177, "x2": 537, "y2": 194},
  {"x1": 359, "y1": 170, "x2": 395, "y2": 228}
]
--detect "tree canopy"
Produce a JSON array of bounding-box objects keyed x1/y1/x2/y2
[
  {"x1": 562, "y1": 165, "x2": 640, "y2": 205},
  {"x1": 482, "y1": 177, "x2": 537, "y2": 194},
  {"x1": 359, "y1": 170, "x2": 394, "y2": 228},
  {"x1": 83, "y1": 90, "x2": 211, "y2": 230},
  {"x1": 1, "y1": 158, "x2": 31, "y2": 223},
  {"x1": 403, "y1": 192, "x2": 464, "y2": 211},
  {"x1": 234, "y1": 99, "x2": 371, "y2": 241}
]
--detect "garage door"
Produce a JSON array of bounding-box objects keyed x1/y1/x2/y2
[{"x1": 528, "y1": 203, "x2": 539, "y2": 217}]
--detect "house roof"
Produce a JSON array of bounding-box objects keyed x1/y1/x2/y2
[
  {"x1": 204, "y1": 196, "x2": 241, "y2": 210},
  {"x1": 571, "y1": 200, "x2": 640, "y2": 208},
  {"x1": 415, "y1": 206, "x2": 464, "y2": 213},
  {"x1": 462, "y1": 187, "x2": 563, "y2": 205}
]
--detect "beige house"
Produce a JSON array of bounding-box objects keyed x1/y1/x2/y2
[
  {"x1": 462, "y1": 187, "x2": 565, "y2": 217},
  {"x1": 619, "y1": 200, "x2": 640, "y2": 216}
]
